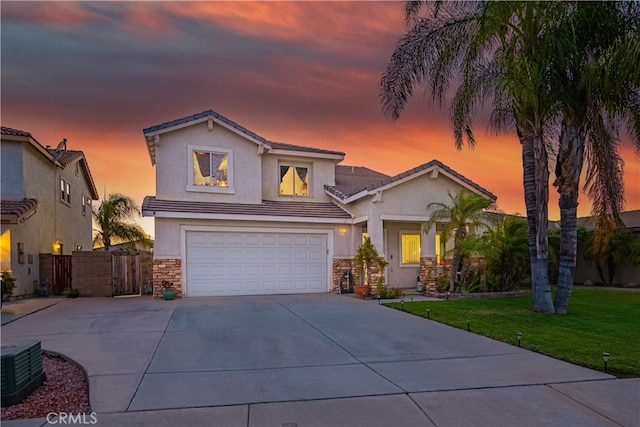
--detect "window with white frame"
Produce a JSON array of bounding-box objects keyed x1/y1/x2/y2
[
  {"x1": 81, "y1": 194, "x2": 90, "y2": 215},
  {"x1": 279, "y1": 164, "x2": 309, "y2": 196},
  {"x1": 187, "y1": 145, "x2": 233, "y2": 193},
  {"x1": 400, "y1": 231, "x2": 421, "y2": 266},
  {"x1": 60, "y1": 178, "x2": 71, "y2": 204}
]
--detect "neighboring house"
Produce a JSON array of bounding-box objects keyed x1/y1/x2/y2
[
  {"x1": 93, "y1": 239, "x2": 154, "y2": 252},
  {"x1": 142, "y1": 109, "x2": 496, "y2": 297},
  {"x1": 1, "y1": 127, "x2": 99, "y2": 296},
  {"x1": 574, "y1": 210, "x2": 640, "y2": 286}
]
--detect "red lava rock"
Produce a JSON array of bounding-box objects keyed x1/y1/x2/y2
[{"x1": 1, "y1": 354, "x2": 91, "y2": 421}]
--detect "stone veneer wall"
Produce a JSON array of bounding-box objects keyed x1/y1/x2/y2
[
  {"x1": 420, "y1": 257, "x2": 485, "y2": 292},
  {"x1": 420, "y1": 257, "x2": 452, "y2": 292},
  {"x1": 153, "y1": 258, "x2": 182, "y2": 297},
  {"x1": 332, "y1": 259, "x2": 354, "y2": 293}
]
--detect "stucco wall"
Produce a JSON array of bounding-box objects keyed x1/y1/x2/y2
[
  {"x1": 1, "y1": 139, "x2": 95, "y2": 296},
  {"x1": 154, "y1": 121, "x2": 262, "y2": 203},
  {"x1": 1, "y1": 142, "x2": 24, "y2": 198},
  {"x1": 574, "y1": 247, "x2": 640, "y2": 286}
]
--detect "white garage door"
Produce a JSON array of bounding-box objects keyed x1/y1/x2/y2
[{"x1": 186, "y1": 231, "x2": 328, "y2": 296}]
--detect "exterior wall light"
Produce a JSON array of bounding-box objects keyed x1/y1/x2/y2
[{"x1": 337, "y1": 226, "x2": 348, "y2": 235}]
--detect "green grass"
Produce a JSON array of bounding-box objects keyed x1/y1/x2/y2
[{"x1": 385, "y1": 287, "x2": 640, "y2": 377}]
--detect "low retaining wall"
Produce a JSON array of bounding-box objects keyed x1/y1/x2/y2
[{"x1": 424, "y1": 290, "x2": 524, "y2": 299}]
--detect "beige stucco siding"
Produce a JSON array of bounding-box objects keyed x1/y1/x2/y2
[
  {"x1": 341, "y1": 171, "x2": 488, "y2": 259},
  {"x1": 1, "y1": 142, "x2": 24, "y2": 199},
  {"x1": 155, "y1": 121, "x2": 262, "y2": 203},
  {"x1": 1, "y1": 141, "x2": 94, "y2": 295}
]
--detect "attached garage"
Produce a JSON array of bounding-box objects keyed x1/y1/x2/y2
[{"x1": 185, "y1": 230, "x2": 329, "y2": 296}]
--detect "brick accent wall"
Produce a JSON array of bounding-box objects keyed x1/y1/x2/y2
[
  {"x1": 332, "y1": 258, "x2": 354, "y2": 293},
  {"x1": 153, "y1": 258, "x2": 182, "y2": 297},
  {"x1": 72, "y1": 251, "x2": 112, "y2": 297}
]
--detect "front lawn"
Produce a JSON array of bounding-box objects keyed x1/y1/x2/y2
[{"x1": 385, "y1": 287, "x2": 640, "y2": 377}]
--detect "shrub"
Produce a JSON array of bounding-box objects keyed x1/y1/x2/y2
[
  {"x1": 63, "y1": 288, "x2": 80, "y2": 298},
  {"x1": 435, "y1": 276, "x2": 449, "y2": 292},
  {"x1": 1, "y1": 271, "x2": 16, "y2": 300}
]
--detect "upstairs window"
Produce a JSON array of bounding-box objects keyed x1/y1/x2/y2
[
  {"x1": 279, "y1": 164, "x2": 309, "y2": 196},
  {"x1": 60, "y1": 178, "x2": 71, "y2": 204},
  {"x1": 187, "y1": 145, "x2": 234, "y2": 194},
  {"x1": 82, "y1": 194, "x2": 91, "y2": 215}
]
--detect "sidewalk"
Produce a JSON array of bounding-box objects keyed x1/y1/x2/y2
[{"x1": 1, "y1": 297, "x2": 66, "y2": 326}]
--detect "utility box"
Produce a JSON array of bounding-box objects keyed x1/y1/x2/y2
[{"x1": 1, "y1": 340, "x2": 46, "y2": 406}]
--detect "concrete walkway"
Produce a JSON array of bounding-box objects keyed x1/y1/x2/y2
[{"x1": 1, "y1": 294, "x2": 637, "y2": 426}]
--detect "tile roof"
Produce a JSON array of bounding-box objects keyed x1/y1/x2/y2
[
  {"x1": 326, "y1": 159, "x2": 496, "y2": 202},
  {"x1": 329, "y1": 166, "x2": 391, "y2": 200},
  {"x1": 1, "y1": 198, "x2": 38, "y2": 223},
  {"x1": 45, "y1": 148, "x2": 85, "y2": 167},
  {"x1": 577, "y1": 210, "x2": 640, "y2": 231},
  {"x1": 142, "y1": 109, "x2": 344, "y2": 157},
  {"x1": 1, "y1": 126, "x2": 32, "y2": 138},
  {"x1": 142, "y1": 197, "x2": 353, "y2": 220}
]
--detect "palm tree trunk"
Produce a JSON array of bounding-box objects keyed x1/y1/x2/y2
[
  {"x1": 519, "y1": 127, "x2": 555, "y2": 313},
  {"x1": 553, "y1": 120, "x2": 585, "y2": 314}
]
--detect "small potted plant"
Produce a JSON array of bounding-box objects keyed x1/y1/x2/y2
[{"x1": 161, "y1": 281, "x2": 176, "y2": 300}]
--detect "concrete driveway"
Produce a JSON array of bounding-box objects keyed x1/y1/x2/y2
[{"x1": 1, "y1": 294, "x2": 637, "y2": 426}]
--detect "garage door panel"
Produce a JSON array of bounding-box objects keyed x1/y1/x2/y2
[
  {"x1": 308, "y1": 235, "x2": 325, "y2": 246},
  {"x1": 309, "y1": 264, "x2": 325, "y2": 275},
  {"x1": 186, "y1": 231, "x2": 328, "y2": 296}
]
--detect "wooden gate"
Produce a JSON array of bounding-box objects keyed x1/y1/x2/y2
[
  {"x1": 112, "y1": 253, "x2": 141, "y2": 296},
  {"x1": 52, "y1": 255, "x2": 72, "y2": 295}
]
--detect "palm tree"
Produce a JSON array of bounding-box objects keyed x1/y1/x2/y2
[
  {"x1": 480, "y1": 216, "x2": 531, "y2": 292},
  {"x1": 424, "y1": 190, "x2": 495, "y2": 292},
  {"x1": 551, "y1": 2, "x2": 639, "y2": 313},
  {"x1": 93, "y1": 193, "x2": 150, "y2": 251},
  {"x1": 380, "y1": 1, "x2": 563, "y2": 312}
]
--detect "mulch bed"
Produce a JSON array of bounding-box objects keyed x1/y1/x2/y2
[{"x1": 1, "y1": 354, "x2": 91, "y2": 421}]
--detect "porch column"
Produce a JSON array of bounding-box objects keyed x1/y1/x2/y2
[
  {"x1": 367, "y1": 216, "x2": 384, "y2": 256},
  {"x1": 422, "y1": 224, "x2": 436, "y2": 258}
]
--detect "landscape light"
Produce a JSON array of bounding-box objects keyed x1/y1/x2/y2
[
  {"x1": 426, "y1": 306, "x2": 430, "y2": 319},
  {"x1": 517, "y1": 332, "x2": 522, "y2": 347},
  {"x1": 466, "y1": 316, "x2": 470, "y2": 331},
  {"x1": 602, "y1": 352, "x2": 610, "y2": 373}
]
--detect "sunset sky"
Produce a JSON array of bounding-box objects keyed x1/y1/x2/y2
[{"x1": 2, "y1": 1, "x2": 638, "y2": 238}]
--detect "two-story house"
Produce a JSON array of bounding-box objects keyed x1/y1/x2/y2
[
  {"x1": 142, "y1": 110, "x2": 496, "y2": 297},
  {"x1": 1, "y1": 127, "x2": 99, "y2": 296}
]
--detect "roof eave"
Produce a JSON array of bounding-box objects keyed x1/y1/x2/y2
[
  {"x1": 268, "y1": 148, "x2": 344, "y2": 161},
  {"x1": 143, "y1": 114, "x2": 271, "y2": 166},
  {"x1": 369, "y1": 164, "x2": 497, "y2": 202}
]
